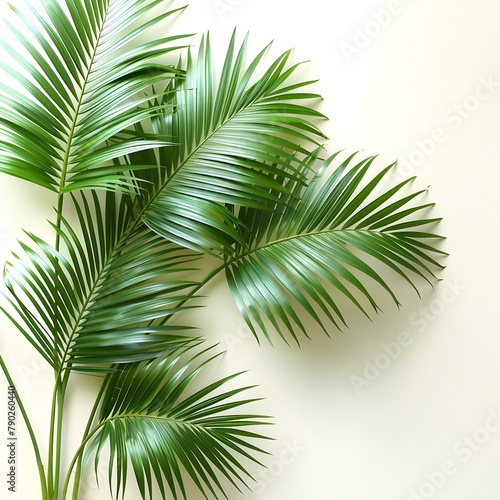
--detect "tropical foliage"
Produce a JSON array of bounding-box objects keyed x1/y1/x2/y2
[{"x1": 0, "y1": 0, "x2": 445, "y2": 499}]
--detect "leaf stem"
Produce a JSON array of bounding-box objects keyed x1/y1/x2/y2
[
  {"x1": 65, "y1": 372, "x2": 110, "y2": 500},
  {"x1": 63, "y1": 432, "x2": 98, "y2": 500},
  {"x1": 161, "y1": 260, "x2": 227, "y2": 326},
  {"x1": 47, "y1": 375, "x2": 61, "y2": 499},
  {"x1": 0, "y1": 355, "x2": 48, "y2": 499}
]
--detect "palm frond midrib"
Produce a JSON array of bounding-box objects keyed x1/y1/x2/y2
[
  {"x1": 56, "y1": 238, "x2": 122, "y2": 374},
  {"x1": 233, "y1": 227, "x2": 388, "y2": 260},
  {"x1": 100, "y1": 411, "x2": 266, "y2": 436},
  {"x1": 172, "y1": 228, "x2": 418, "y2": 309},
  {"x1": 138, "y1": 87, "x2": 287, "y2": 224},
  {"x1": 56, "y1": 207, "x2": 142, "y2": 373},
  {"x1": 56, "y1": 2, "x2": 111, "y2": 203}
]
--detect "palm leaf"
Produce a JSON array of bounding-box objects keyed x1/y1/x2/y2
[
  {"x1": 86, "y1": 343, "x2": 271, "y2": 500},
  {"x1": 141, "y1": 31, "x2": 328, "y2": 256},
  {"x1": 1, "y1": 190, "x2": 202, "y2": 372},
  {"x1": 0, "y1": 0, "x2": 188, "y2": 193},
  {"x1": 0, "y1": 4, "x2": 448, "y2": 499},
  {"x1": 225, "y1": 152, "x2": 447, "y2": 344}
]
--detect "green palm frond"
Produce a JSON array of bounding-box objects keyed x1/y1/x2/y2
[
  {"x1": 1, "y1": 190, "x2": 201, "y2": 372},
  {"x1": 0, "y1": 0, "x2": 188, "y2": 193},
  {"x1": 225, "y1": 152, "x2": 447, "y2": 344},
  {"x1": 0, "y1": 1, "x2": 449, "y2": 498},
  {"x1": 141, "y1": 31, "x2": 328, "y2": 255},
  {"x1": 86, "y1": 343, "x2": 271, "y2": 500}
]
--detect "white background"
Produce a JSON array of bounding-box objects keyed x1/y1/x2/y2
[{"x1": 1, "y1": 0, "x2": 500, "y2": 499}]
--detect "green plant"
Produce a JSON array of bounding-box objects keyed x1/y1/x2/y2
[{"x1": 0, "y1": 1, "x2": 445, "y2": 499}]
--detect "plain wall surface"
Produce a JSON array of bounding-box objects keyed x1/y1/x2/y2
[{"x1": 0, "y1": 0, "x2": 499, "y2": 499}]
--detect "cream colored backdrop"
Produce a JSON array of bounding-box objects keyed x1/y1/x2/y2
[{"x1": 0, "y1": 0, "x2": 499, "y2": 499}]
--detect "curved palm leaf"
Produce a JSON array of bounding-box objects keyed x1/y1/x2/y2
[
  {"x1": 141, "y1": 31, "x2": 328, "y2": 256},
  {"x1": 1, "y1": 190, "x2": 202, "y2": 372},
  {"x1": 225, "y1": 152, "x2": 447, "y2": 344},
  {"x1": 86, "y1": 343, "x2": 271, "y2": 500},
  {"x1": 0, "y1": 0, "x2": 188, "y2": 193},
  {"x1": 0, "y1": 2, "x2": 448, "y2": 498}
]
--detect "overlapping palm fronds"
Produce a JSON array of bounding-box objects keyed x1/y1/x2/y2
[
  {"x1": 142, "y1": 31, "x2": 327, "y2": 255},
  {"x1": 0, "y1": 1, "x2": 446, "y2": 499},
  {"x1": 85, "y1": 343, "x2": 271, "y2": 500},
  {"x1": 0, "y1": 0, "x2": 188, "y2": 194}
]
